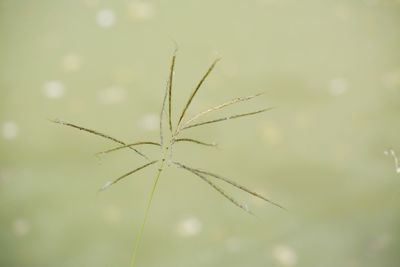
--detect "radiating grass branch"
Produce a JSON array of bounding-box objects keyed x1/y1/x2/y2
[
  {"x1": 181, "y1": 107, "x2": 274, "y2": 131},
  {"x1": 51, "y1": 119, "x2": 148, "y2": 159},
  {"x1": 96, "y1": 141, "x2": 161, "y2": 156},
  {"x1": 177, "y1": 58, "x2": 220, "y2": 127}
]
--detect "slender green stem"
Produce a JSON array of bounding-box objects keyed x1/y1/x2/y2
[{"x1": 130, "y1": 160, "x2": 165, "y2": 267}]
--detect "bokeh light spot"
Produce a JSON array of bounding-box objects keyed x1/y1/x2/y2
[
  {"x1": 137, "y1": 113, "x2": 159, "y2": 132},
  {"x1": 329, "y1": 78, "x2": 348, "y2": 96},
  {"x1": 96, "y1": 9, "x2": 116, "y2": 28},
  {"x1": 128, "y1": 1, "x2": 156, "y2": 20},
  {"x1": 62, "y1": 53, "x2": 82, "y2": 71},
  {"x1": 13, "y1": 219, "x2": 31, "y2": 237},
  {"x1": 272, "y1": 245, "x2": 298, "y2": 267},
  {"x1": 102, "y1": 206, "x2": 122, "y2": 225},
  {"x1": 43, "y1": 80, "x2": 65, "y2": 99},
  {"x1": 2, "y1": 121, "x2": 19, "y2": 140},
  {"x1": 97, "y1": 86, "x2": 127, "y2": 105},
  {"x1": 176, "y1": 216, "x2": 203, "y2": 237}
]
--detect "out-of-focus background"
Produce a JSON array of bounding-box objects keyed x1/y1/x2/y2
[{"x1": 1, "y1": 1, "x2": 399, "y2": 266}]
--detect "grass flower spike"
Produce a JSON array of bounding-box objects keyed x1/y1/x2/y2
[{"x1": 52, "y1": 50, "x2": 283, "y2": 267}]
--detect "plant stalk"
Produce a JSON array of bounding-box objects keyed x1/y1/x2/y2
[{"x1": 130, "y1": 160, "x2": 165, "y2": 267}]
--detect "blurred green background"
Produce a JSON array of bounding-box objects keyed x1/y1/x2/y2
[{"x1": 1, "y1": 0, "x2": 399, "y2": 266}]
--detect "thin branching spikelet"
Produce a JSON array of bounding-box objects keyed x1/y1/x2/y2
[
  {"x1": 173, "y1": 161, "x2": 254, "y2": 215},
  {"x1": 182, "y1": 93, "x2": 264, "y2": 128},
  {"x1": 177, "y1": 58, "x2": 221, "y2": 126},
  {"x1": 168, "y1": 48, "x2": 177, "y2": 132},
  {"x1": 173, "y1": 138, "x2": 217, "y2": 148},
  {"x1": 181, "y1": 107, "x2": 275, "y2": 131},
  {"x1": 51, "y1": 119, "x2": 148, "y2": 159},
  {"x1": 96, "y1": 141, "x2": 161, "y2": 156},
  {"x1": 99, "y1": 160, "x2": 158, "y2": 191},
  {"x1": 175, "y1": 163, "x2": 285, "y2": 210}
]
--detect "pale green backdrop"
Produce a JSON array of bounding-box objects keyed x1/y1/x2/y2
[{"x1": 1, "y1": 0, "x2": 399, "y2": 267}]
